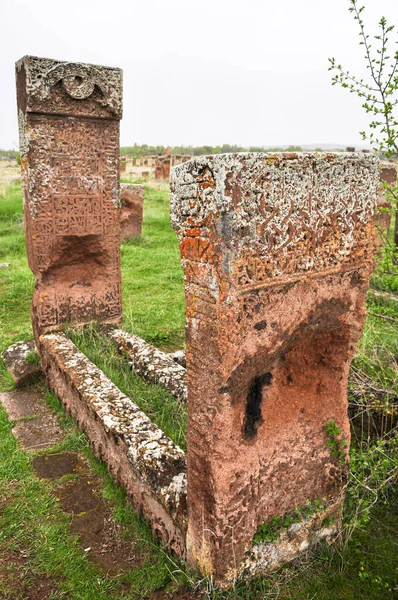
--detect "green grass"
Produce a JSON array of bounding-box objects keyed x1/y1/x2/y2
[
  {"x1": 0, "y1": 390, "x2": 183, "y2": 599},
  {"x1": 0, "y1": 179, "x2": 397, "y2": 599},
  {"x1": 120, "y1": 179, "x2": 185, "y2": 349}
]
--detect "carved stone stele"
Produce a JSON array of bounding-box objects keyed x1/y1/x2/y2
[
  {"x1": 16, "y1": 56, "x2": 123, "y2": 338},
  {"x1": 171, "y1": 152, "x2": 379, "y2": 583}
]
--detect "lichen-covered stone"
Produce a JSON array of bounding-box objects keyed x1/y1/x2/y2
[
  {"x1": 238, "y1": 497, "x2": 343, "y2": 584},
  {"x1": 107, "y1": 329, "x2": 187, "y2": 403},
  {"x1": 2, "y1": 340, "x2": 42, "y2": 387},
  {"x1": 170, "y1": 152, "x2": 378, "y2": 581},
  {"x1": 39, "y1": 332, "x2": 187, "y2": 555},
  {"x1": 16, "y1": 56, "x2": 123, "y2": 339},
  {"x1": 120, "y1": 184, "x2": 144, "y2": 240}
]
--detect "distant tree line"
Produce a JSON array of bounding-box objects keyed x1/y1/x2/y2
[
  {"x1": 120, "y1": 144, "x2": 308, "y2": 157},
  {"x1": 0, "y1": 149, "x2": 20, "y2": 162}
]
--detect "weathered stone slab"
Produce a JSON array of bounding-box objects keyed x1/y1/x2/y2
[
  {"x1": 12, "y1": 413, "x2": 64, "y2": 451},
  {"x1": 0, "y1": 389, "x2": 63, "y2": 450},
  {"x1": 0, "y1": 389, "x2": 50, "y2": 420},
  {"x1": 107, "y1": 329, "x2": 187, "y2": 403},
  {"x1": 2, "y1": 340, "x2": 42, "y2": 387},
  {"x1": 32, "y1": 451, "x2": 88, "y2": 479},
  {"x1": 16, "y1": 56, "x2": 123, "y2": 339},
  {"x1": 39, "y1": 332, "x2": 187, "y2": 556},
  {"x1": 171, "y1": 152, "x2": 379, "y2": 582},
  {"x1": 120, "y1": 184, "x2": 144, "y2": 240}
]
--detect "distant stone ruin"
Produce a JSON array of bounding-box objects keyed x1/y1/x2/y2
[
  {"x1": 170, "y1": 152, "x2": 378, "y2": 582},
  {"x1": 120, "y1": 183, "x2": 144, "y2": 240},
  {"x1": 16, "y1": 56, "x2": 123, "y2": 339}
]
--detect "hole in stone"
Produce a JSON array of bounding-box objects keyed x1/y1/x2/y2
[
  {"x1": 244, "y1": 372, "x2": 272, "y2": 439},
  {"x1": 74, "y1": 75, "x2": 83, "y2": 84}
]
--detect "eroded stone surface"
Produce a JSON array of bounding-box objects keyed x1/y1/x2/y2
[
  {"x1": 39, "y1": 332, "x2": 187, "y2": 556},
  {"x1": 32, "y1": 451, "x2": 88, "y2": 479},
  {"x1": 12, "y1": 413, "x2": 64, "y2": 451},
  {"x1": 120, "y1": 184, "x2": 144, "y2": 240},
  {"x1": 107, "y1": 329, "x2": 188, "y2": 403},
  {"x1": 0, "y1": 389, "x2": 50, "y2": 421},
  {"x1": 2, "y1": 340, "x2": 42, "y2": 387},
  {"x1": 170, "y1": 152, "x2": 378, "y2": 581},
  {"x1": 16, "y1": 56, "x2": 123, "y2": 339}
]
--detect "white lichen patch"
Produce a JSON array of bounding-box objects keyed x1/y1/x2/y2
[
  {"x1": 236, "y1": 498, "x2": 342, "y2": 584},
  {"x1": 107, "y1": 329, "x2": 188, "y2": 403}
]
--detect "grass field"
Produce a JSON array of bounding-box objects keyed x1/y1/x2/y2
[{"x1": 0, "y1": 179, "x2": 397, "y2": 599}]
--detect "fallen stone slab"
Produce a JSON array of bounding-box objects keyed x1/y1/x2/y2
[
  {"x1": 32, "y1": 451, "x2": 88, "y2": 480},
  {"x1": 32, "y1": 452, "x2": 145, "y2": 575},
  {"x1": 2, "y1": 340, "x2": 42, "y2": 387},
  {"x1": 39, "y1": 332, "x2": 187, "y2": 557},
  {"x1": 12, "y1": 413, "x2": 64, "y2": 451},
  {"x1": 0, "y1": 389, "x2": 50, "y2": 421},
  {"x1": 107, "y1": 329, "x2": 187, "y2": 403}
]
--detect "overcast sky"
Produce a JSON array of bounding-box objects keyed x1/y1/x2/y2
[{"x1": 1, "y1": 0, "x2": 397, "y2": 149}]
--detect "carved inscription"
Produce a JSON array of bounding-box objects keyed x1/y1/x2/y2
[
  {"x1": 171, "y1": 154, "x2": 378, "y2": 289},
  {"x1": 16, "y1": 56, "x2": 123, "y2": 337}
]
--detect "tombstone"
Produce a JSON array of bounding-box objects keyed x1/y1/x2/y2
[
  {"x1": 170, "y1": 152, "x2": 378, "y2": 582},
  {"x1": 143, "y1": 158, "x2": 148, "y2": 166},
  {"x1": 376, "y1": 163, "x2": 397, "y2": 245},
  {"x1": 120, "y1": 158, "x2": 127, "y2": 173},
  {"x1": 120, "y1": 184, "x2": 144, "y2": 240},
  {"x1": 155, "y1": 165, "x2": 163, "y2": 180},
  {"x1": 132, "y1": 157, "x2": 137, "y2": 166},
  {"x1": 162, "y1": 158, "x2": 171, "y2": 179},
  {"x1": 16, "y1": 56, "x2": 123, "y2": 339}
]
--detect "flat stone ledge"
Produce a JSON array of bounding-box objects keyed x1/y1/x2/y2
[
  {"x1": 0, "y1": 389, "x2": 64, "y2": 451},
  {"x1": 0, "y1": 389, "x2": 50, "y2": 421},
  {"x1": 2, "y1": 340, "x2": 42, "y2": 387},
  {"x1": 107, "y1": 329, "x2": 188, "y2": 403},
  {"x1": 39, "y1": 332, "x2": 187, "y2": 556},
  {"x1": 12, "y1": 413, "x2": 64, "y2": 451}
]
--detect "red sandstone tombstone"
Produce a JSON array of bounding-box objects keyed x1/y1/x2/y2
[
  {"x1": 162, "y1": 158, "x2": 171, "y2": 179},
  {"x1": 120, "y1": 184, "x2": 144, "y2": 240},
  {"x1": 120, "y1": 158, "x2": 127, "y2": 173},
  {"x1": 155, "y1": 165, "x2": 163, "y2": 180},
  {"x1": 171, "y1": 152, "x2": 378, "y2": 583},
  {"x1": 16, "y1": 56, "x2": 123, "y2": 339},
  {"x1": 376, "y1": 163, "x2": 397, "y2": 245}
]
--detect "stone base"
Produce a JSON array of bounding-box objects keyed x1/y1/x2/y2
[
  {"x1": 236, "y1": 497, "x2": 343, "y2": 585},
  {"x1": 39, "y1": 332, "x2": 187, "y2": 557}
]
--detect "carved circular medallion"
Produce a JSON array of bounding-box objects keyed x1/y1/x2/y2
[{"x1": 62, "y1": 75, "x2": 95, "y2": 100}]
